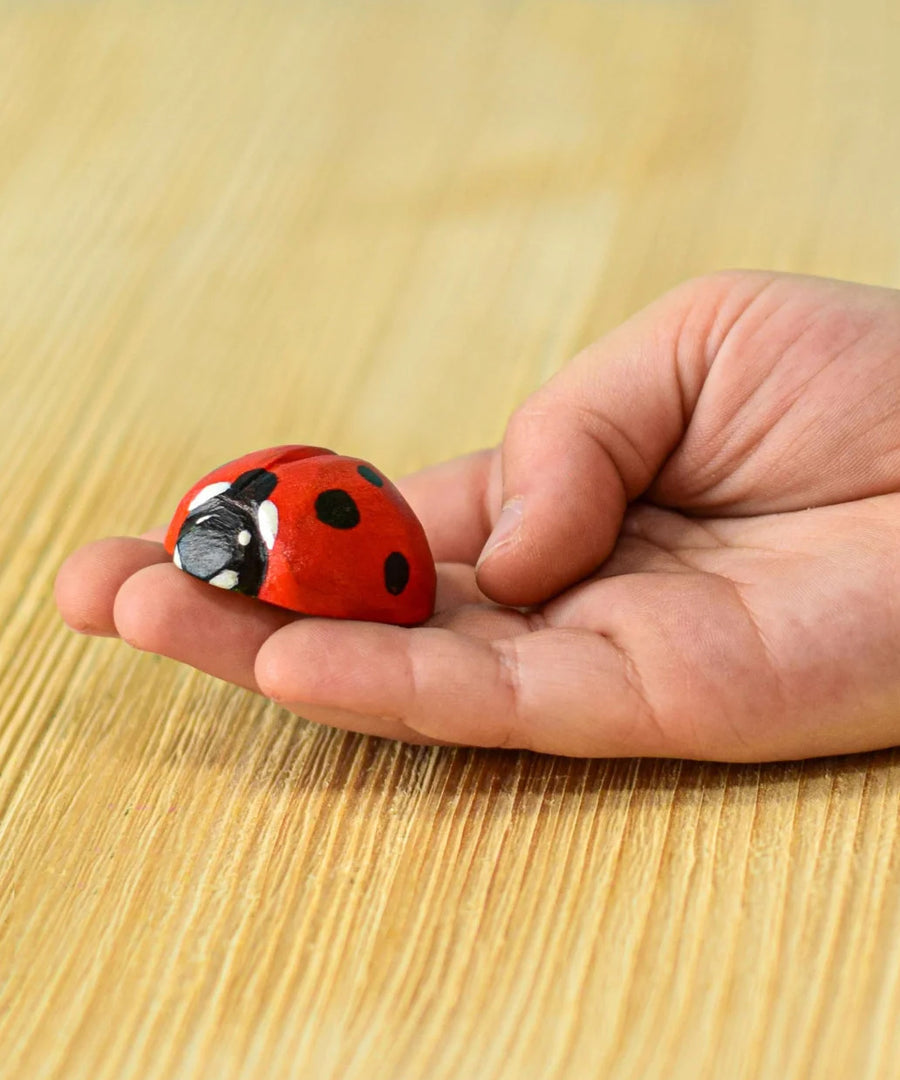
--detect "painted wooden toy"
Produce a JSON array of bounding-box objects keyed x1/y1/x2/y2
[{"x1": 164, "y1": 445, "x2": 436, "y2": 625}]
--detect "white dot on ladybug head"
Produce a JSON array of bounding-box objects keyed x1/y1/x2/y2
[
  {"x1": 209, "y1": 569, "x2": 239, "y2": 590},
  {"x1": 257, "y1": 500, "x2": 278, "y2": 551},
  {"x1": 188, "y1": 481, "x2": 230, "y2": 513},
  {"x1": 237, "y1": 530, "x2": 252, "y2": 547},
  {"x1": 173, "y1": 545, "x2": 183, "y2": 570}
]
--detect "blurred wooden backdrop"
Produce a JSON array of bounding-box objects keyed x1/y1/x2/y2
[{"x1": 1, "y1": 1, "x2": 899, "y2": 1077}]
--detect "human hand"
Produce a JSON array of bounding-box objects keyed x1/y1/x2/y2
[{"x1": 55, "y1": 271, "x2": 900, "y2": 759}]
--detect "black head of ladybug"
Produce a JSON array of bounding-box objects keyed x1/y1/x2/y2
[{"x1": 173, "y1": 468, "x2": 278, "y2": 596}]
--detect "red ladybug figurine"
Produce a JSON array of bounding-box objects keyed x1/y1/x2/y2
[{"x1": 164, "y1": 445, "x2": 436, "y2": 626}]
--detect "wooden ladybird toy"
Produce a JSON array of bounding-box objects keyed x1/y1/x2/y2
[{"x1": 164, "y1": 445, "x2": 436, "y2": 626}]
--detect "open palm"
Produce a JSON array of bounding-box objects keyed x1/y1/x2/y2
[{"x1": 56, "y1": 271, "x2": 900, "y2": 759}]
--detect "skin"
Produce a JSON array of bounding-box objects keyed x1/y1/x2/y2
[{"x1": 55, "y1": 270, "x2": 900, "y2": 760}]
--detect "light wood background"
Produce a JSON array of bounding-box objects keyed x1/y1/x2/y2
[{"x1": 1, "y1": 1, "x2": 899, "y2": 1077}]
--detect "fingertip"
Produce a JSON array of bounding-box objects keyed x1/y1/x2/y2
[
  {"x1": 254, "y1": 619, "x2": 351, "y2": 704},
  {"x1": 474, "y1": 550, "x2": 536, "y2": 608},
  {"x1": 254, "y1": 628, "x2": 296, "y2": 703},
  {"x1": 473, "y1": 497, "x2": 551, "y2": 607},
  {"x1": 54, "y1": 549, "x2": 105, "y2": 635},
  {"x1": 255, "y1": 619, "x2": 410, "y2": 710},
  {"x1": 55, "y1": 537, "x2": 169, "y2": 637},
  {"x1": 112, "y1": 562, "x2": 178, "y2": 652},
  {"x1": 475, "y1": 498, "x2": 523, "y2": 566},
  {"x1": 113, "y1": 562, "x2": 299, "y2": 691},
  {"x1": 474, "y1": 517, "x2": 565, "y2": 608}
]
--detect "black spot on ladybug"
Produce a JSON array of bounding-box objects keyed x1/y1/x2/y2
[
  {"x1": 357, "y1": 464, "x2": 383, "y2": 487},
  {"x1": 384, "y1": 552, "x2": 410, "y2": 595},
  {"x1": 315, "y1": 489, "x2": 360, "y2": 529},
  {"x1": 231, "y1": 468, "x2": 278, "y2": 502}
]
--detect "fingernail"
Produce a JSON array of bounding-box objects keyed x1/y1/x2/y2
[{"x1": 477, "y1": 498, "x2": 524, "y2": 567}]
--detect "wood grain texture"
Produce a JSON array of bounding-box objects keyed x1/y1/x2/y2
[{"x1": 1, "y1": 1, "x2": 900, "y2": 1077}]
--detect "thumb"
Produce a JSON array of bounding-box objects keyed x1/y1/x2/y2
[{"x1": 474, "y1": 270, "x2": 772, "y2": 607}]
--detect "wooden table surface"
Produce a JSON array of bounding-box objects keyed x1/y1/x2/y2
[{"x1": 2, "y1": 2, "x2": 899, "y2": 1077}]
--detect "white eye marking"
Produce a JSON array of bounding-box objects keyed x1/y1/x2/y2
[
  {"x1": 237, "y1": 530, "x2": 251, "y2": 546},
  {"x1": 173, "y1": 545, "x2": 183, "y2": 570},
  {"x1": 188, "y1": 482, "x2": 230, "y2": 513},
  {"x1": 257, "y1": 500, "x2": 278, "y2": 551},
  {"x1": 208, "y1": 569, "x2": 239, "y2": 590}
]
